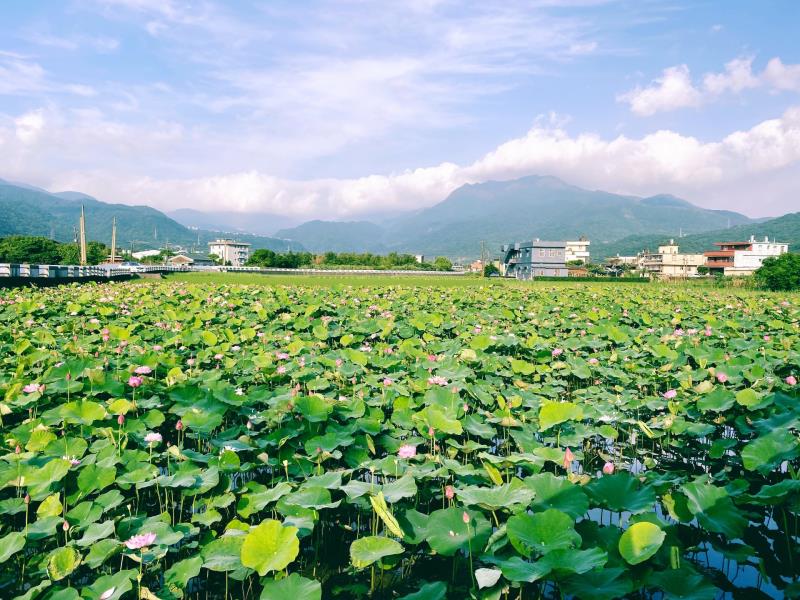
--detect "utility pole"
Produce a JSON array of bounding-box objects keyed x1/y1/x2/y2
[
  {"x1": 110, "y1": 217, "x2": 117, "y2": 264},
  {"x1": 79, "y1": 205, "x2": 87, "y2": 265},
  {"x1": 480, "y1": 240, "x2": 487, "y2": 271}
]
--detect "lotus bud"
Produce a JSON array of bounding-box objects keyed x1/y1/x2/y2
[{"x1": 117, "y1": 414, "x2": 125, "y2": 425}]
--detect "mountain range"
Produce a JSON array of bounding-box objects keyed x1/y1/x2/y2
[
  {"x1": 0, "y1": 179, "x2": 304, "y2": 254},
  {"x1": 274, "y1": 176, "x2": 759, "y2": 258},
  {"x1": 3, "y1": 175, "x2": 794, "y2": 261}
]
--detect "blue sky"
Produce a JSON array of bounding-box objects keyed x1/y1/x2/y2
[{"x1": 2, "y1": 0, "x2": 799, "y2": 218}]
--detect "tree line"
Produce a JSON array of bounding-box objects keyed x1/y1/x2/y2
[
  {"x1": 0, "y1": 236, "x2": 110, "y2": 265},
  {"x1": 247, "y1": 249, "x2": 452, "y2": 271}
]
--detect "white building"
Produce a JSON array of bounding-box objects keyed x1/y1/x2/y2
[
  {"x1": 208, "y1": 239, "x2": 251, "y2": 267},
  {"x1": 639, "y1": 240, "x2": 706, "y2": 279},
  {"x1": 565, "y1": 239, "x2": 590, "y2": 263},
  {"x1": 132, "y1": 249, "x2": 161, "y2": 260},
  {"x1": 705, "y1": 236, "x2": 789, "y2": 276}
]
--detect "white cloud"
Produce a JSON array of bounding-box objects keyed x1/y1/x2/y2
[
  {"x1": 620, "y1": 56, "x2": 800, "y2": 115},
  {"x1": 14, "y1": 110, "x2": 45, "y2": 144},
  {"x1": 617, "y1": 65, "x2": 702, "y2": 116},
  {"x1": 763, "y1": 57, "x2": 800, "y2": 93},
  {"x1": 702, "y1": 56, "x2": 759, "y2": 95},
  {"x1": 14, "y1": 105, "x2": 796, "y2": 219}
]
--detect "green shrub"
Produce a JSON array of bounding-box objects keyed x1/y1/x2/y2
[{"x1": 754, "y1": 253, "x2": 800, "y2": 291}]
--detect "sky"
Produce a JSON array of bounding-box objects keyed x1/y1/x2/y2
[{"x1": 1, "y1": 0, "x2": 799, "y2": 219}]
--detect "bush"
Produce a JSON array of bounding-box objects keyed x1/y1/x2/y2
[
  {"x1": 483, "y1": 264, "x2": 500, "y2": 277},
  {"x1": 754, "y1": 253, "x2": 800, "y2": 291}
]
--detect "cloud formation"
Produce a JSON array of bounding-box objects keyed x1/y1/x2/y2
[
  {"x1": 619, "y1": 56, "x2": 800, "y2": 116},
  {"x1": 9, "y1": 106, "x2": 793, "y2": 219}
]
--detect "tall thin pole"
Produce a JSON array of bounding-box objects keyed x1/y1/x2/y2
[
  {"x1": 79, "y1": 205, "x2": 87, "y2": 265},
  {"x1": 110, "y1": 217, "x2": 117, "y2": 264}
]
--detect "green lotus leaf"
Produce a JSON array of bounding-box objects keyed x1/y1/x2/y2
[
  {"x1": 260, "y1": 573, "x2": 322, "y2": 600},
  {"x1": 525, "y1": 472, "x2": 589, "y2": 518},
  {"x1": 0, "y1": 531, "x2": 25, "y2": 562},
  {"x1": 586, "y1": 472, "x2": 656, "y2": 514},
  {"x1": 681, "y1": 480, "x2": 747, "y2": 538},
  {"x1": 506, "y1": 508, "x2": 581, "y2": 557},
  {"x1": 241, "y1": 520, "x2": 300, "y2": 575},
  {"x1": 397, "y1": 581, "x2": 447, "y2": 600},
  {"x1": 164, "y1": 556, "x2": 203, "y2": 594},
  {"x1": 618, "y1": 522, "x2": 665, "y2": 565},
  {"x1": 647, "y1": 566, "x2": 719, "y2": 599},
  {"x1": 84, "y1": 539, "x2": 121, "y2": 569},
  {"x1": 47, "y1": 546, "x2": 82, "y2": 581},
  {"x1": 424, "y1": 508, "x2": 491, "y2": 556},
  {"x1": 741, "y1": 429, "x2": 800, "y2": 473},
  {"x1": 456, "y1": 478, "x2": 535, "y2": 511},
  {"x1": 561, "y1": 567, "x2": 634, "y2": 600},
  {"x1": 350, "y1": 535, "x2": 404, "y2": 568},
  {"x1": 538, "y1": 401, "x2": 583, "y2": 431},
  {"x1": 295, "y1": 395, "x2": 332, "y2": 422},
  {"x1": 201, "y1": 534, "x2": 245, "y2": 572}
]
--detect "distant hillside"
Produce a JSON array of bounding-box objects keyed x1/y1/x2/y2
[
  {"x1": 0, "y1": 181, "x2": 305, "y2": 253},
  {"x1": 169, "y1": 208, "x2": 300, "y2": 236},
  {"x1": 264, "y1": 176, "x2": 755, "y2": 258},
  {"x1": 274, "y1": 220, "x2": 387, "y2": 253},
  {"x1": 380, "y1": 176, "x2": 754, "y2": 257},
  {"x1": 595, "y1": 212, "x2": 800, "y2": 259}
]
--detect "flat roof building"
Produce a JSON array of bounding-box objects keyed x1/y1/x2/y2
[
  {"x1": 704, "y1": 236, "x2": 789, "y2": 276},
  {"x1": 501, "y1": 240, "x2": 568, "y2": 279},
  {"x1": 208, "y1": 239, "x2": 251, "y2": 267}
]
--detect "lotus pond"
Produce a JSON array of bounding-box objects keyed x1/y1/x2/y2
[{"x1": 0, "y1": 280, "x2": 798, "y2": 600}]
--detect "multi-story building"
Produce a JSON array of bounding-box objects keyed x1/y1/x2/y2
[
  {"x1": 639, "y1": 240, "x2": 706, "y2": 279},
  {"x1": 501, "y1": 240, "x2": 568, "y2": 279},
  {"x1": 208, "y1": 239, "x2": 251, "y2": 267},
  {"x1": 704, "y1": 236, "x2": 789, "y2": 276},
  {"x1": 565, "y1": 238, "x2": 591, "y2": 263}
]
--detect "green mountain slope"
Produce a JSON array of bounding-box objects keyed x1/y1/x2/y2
[
  {"x1": 0, "y1": 181, "x2": 304, "y2": 253},
  {"x1": 274, "y1": 220, "x2": 387, "y2": 253},
  {"x1": 381, "y1": 176, "x2": 754, "y2": 257},
  {"x1": 595, "y1": 212, "x2": 800, "y2": 259},
  {"x1": 267, "y1": 176, "x2": 755, "y2": 258}
]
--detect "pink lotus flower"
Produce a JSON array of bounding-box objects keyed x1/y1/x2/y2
[
  {"x1": 427, "y1": 354, "x2": 438, "y2": 362},
  {"x1": 153, "y1": 345, "x2": 163, "y2": 351},
  {"x1": 23, "y1": 383, "x2": 43, "y2": 394},
  {"x1": 445, "y1": 485, "x2": 455, "y2": 500},
  {"x1": 398, "y1": 444, "x2": 417, "y2": 459},
  {"x1": 764, "y1": 335, "x2": 771, "y2": 341},
  {"x1": 551, "y1": 348, "x2": 563, "y2": 357},
  {"x1": 462, "y1": 511, "x2": 470, "y2": 524},
  {"x1": 277, "y1": 365, "x2": 287, "y2": 374},
  {"x1": 716, "y1": 372, "x2": 728, "y2": 383},
  {"x1": 335, "y1": 358, "x2": 343, "y2": 367},
  {"x1": 383, "y1": 378, "x2": 393, "y2": 386},
  {"x1": 787, "y1": 376, "x2": 797, "y2": 386},
  {"x1": 125, "y1": 532, "x2": 157, "y2": 550},
  {"x1": 428, "y1": 375, "x2": 448, "y2": 386},
  {"x1": 662, "y1": 389, "x2": 677, "y2": 399},
  {"x1": 134, "y1": 366, "x2": 152, "y2": 375},
  {"x1": 563, "y1": 448, "x2": 575, "y2": 469},
  {"x1": 588, "y1": 358, "x2": 599, "y2": 365},
  {"x1": 187, "y1": 358, "x2": 195, "y2": 366},
  {"x1": 117, "y1": 415, "x2": 125, "y2": 425},
  {"x1": 214, "y1": 353, "x2": 224, "y2": 360},
  {"x1": 175, "y1": 420, "x2": 183, "y2": 431},
  {"x1": 144, "y1": 432, "x2": 162, "y2": 444},
  {"x1": 127, "y1": 376, "x2": 143, "y2": 388},
  {"x1": 602, "y1": 462, "x2": 615, "y2": 475}
]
